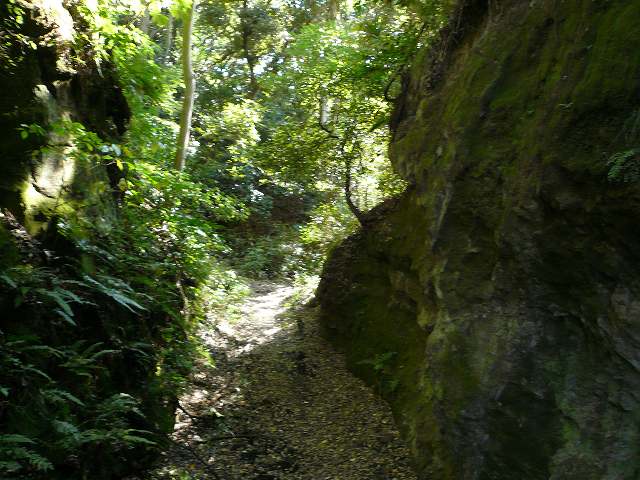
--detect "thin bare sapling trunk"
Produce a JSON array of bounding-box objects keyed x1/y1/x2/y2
[
  {"x1": 140, "y1": 7, "x2": 150, "y2": 35},
  {"x1": 241, "y1": 0, "x2": 259, "y2": 97},
  {"x1": 318, "y1": 103, "x2": 364, "y2": 226},
  {"x1": 343, "y1": 148, "x2": 365, "y2": 226},
  {"x1": 162, "y1": 12, "x2": 174, "y2": 65},
  {"x1": 174, "y1": 0, "x2": 197, "y2": 171}
]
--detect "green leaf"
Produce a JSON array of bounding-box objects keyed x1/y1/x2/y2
[
  {"x1": 23, "y1": 366, "x2": 52, "y2": 382},
  {"x1": 55, "y1": 286, "x2": 84, "y2": 305},
  {"x1": 25, "y1": 451, "x2": 53, "y2": 471},
  {"x1": 22, "y1": 345, "x2": 65, "y2": 357},
  {"x1": 83, "y1": 276, "x2": 145, "y2": 312},
  {"x1": 37, "y1": 289, "x2": 74, "y2": 318},
  {"x1": 122, "y1": 434, "x2": 156, "y2": 445},
  {"x1": 0, "y1": 274, "x2": 17, "y2": 288},
  {"x1": 44, "y1": 389, "x2": 86, "y2": 406},
  {"x1": 0, "y1": 434, "x2": 36, "y2": 444},
  {"x1": 151, "y1": 13, "x2": 169, "y2": 27},
  {"x1": 122, "y1": 429, "x2": 156, "y2": 445},
  {"x1": 0, "y1": 460, "x2": 22, "y2": 473},
  {"x1": 53, "y1": 420, "x2": 80, "y2": 437},
  {"x1": 54, "y1": 308, "x2": 77, "y2": 326},
  {"x1": 89, "y1": 349, "x2": 119, "y2": 360}
]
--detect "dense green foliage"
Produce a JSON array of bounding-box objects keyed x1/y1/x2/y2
[
  {"x1": 189, "y1": 0, "x2": 440, "y2": 272},
  {"x1": 0, "y1": 2, "x2": 243, "y2": 477}
]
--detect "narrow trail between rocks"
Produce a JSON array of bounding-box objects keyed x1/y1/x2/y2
[{"x1": 152, "y1": 282, "x2": 417, "y2": 480}]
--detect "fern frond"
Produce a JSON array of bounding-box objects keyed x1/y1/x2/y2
[
  {"x1": 0, "y1": 434, "x2": 36, "y2": 444},
  {"x1": 42, "y1": 388, "x2": 86, "y2": 407},
  {"x1": 83, "y1": 275, "x2": 146, "y2": 312}
]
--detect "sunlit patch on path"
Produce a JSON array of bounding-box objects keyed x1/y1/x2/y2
[
  {"x1": 212, "y1": 284, "x2": 295, "y2": 355},
  {"x1": 151, "y1": 281, "x2": 416, "y2": 480}
]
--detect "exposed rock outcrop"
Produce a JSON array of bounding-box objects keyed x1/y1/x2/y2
[
  {"x1": 318, "y1": 1, "x2": 640, "y2": 478},
  {"x1": 0, "y1": 0, "x2": 129, "y2": 232}
]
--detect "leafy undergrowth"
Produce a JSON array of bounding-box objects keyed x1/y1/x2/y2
[
  {"x1": 0, "y1": 185, "x2": 247, "y2": 479},
  {"x1": 0, "y1": 120, "x2": 248, "y2": 479}
]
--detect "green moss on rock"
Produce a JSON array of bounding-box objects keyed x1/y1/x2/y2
[{"x1": 319, "y1": 0, "x2": 640, "y2": 478}]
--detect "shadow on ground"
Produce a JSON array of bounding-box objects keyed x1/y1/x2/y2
[{"x1": 148, "y1": 282, "x2": 417, "y2": 480}]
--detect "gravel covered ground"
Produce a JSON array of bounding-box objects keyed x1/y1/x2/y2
[{"x1": 150, "y1": 282, "x2": 417, "y2": 480}]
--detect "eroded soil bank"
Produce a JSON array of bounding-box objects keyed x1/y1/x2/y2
[{"x1": 151, "y1": 282, "x2": 416, "y2": 480}]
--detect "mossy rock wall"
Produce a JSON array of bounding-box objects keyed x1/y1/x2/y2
[
  {"x1": 318, "y1": 1, "x2": 640, "y2": 479},
  {"x1": 0, "y1": 0, "x2": 129, "y2": 232}
]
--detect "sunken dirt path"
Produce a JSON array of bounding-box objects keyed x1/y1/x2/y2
[{"x1": 151, "y1": 282, "x2": 417, "y2": 480}]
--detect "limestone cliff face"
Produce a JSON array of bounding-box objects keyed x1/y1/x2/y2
[{"x1": 318, "y1": 1, "x2": 640, "y2": 479}]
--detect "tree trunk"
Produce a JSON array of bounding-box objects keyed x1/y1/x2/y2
[
  {"x1": 327, "y1": 0, "x2": 339, "y2": 22},
  {"x1": 320, "y1": 97, "x2": 329, "y2": 125},
  {"x1": 162, "y1": 12, "x2": 174, "y2": 65},
  {"x1": 140, "y1": 4, "x2": 150, "y2": 35},
  {"x1": 318, "y1": 0, "x2": 338, "y2": 135},
  {"x1": 344, "y1": 151, "x2": 365, "y2": 226},
  {"x1": 241, "y1": 0, "x2": 259, "y2": 98},
  {"x1": 174, "y1": 0, "x2": 197, "y2": 171}
]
